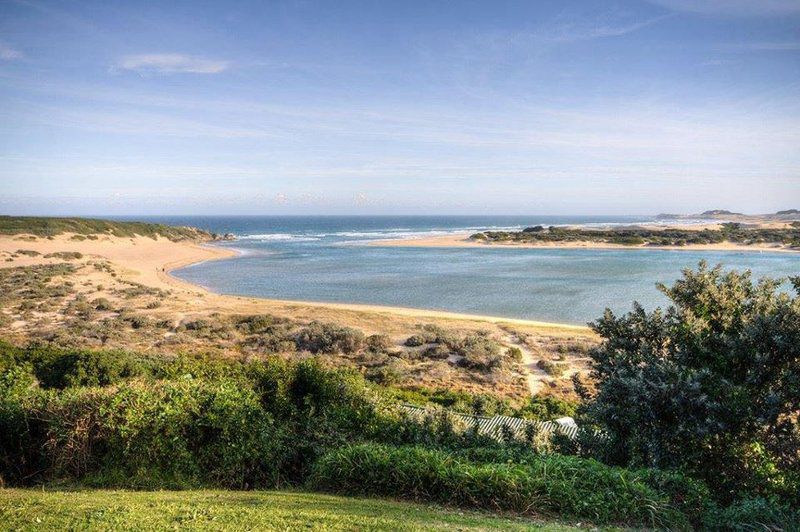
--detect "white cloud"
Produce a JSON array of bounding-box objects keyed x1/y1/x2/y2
[
  {"x1": 115, "y1": 53, "x2": 229, "y2": 74},
  {"x1": 646, "y1": 0, "x2": 800, "y2": 17},
  {"x1": 721, "y1": 41, "x2": 800, "y2": 51},
  {"x1": 544, "y1": 14, "x2": 674, "y2": 44},
  {"x1": 0, "y1": 43, "x2": 23, "y2": 60}
]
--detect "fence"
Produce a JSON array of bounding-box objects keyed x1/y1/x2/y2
[{"x1": 399, "y1": 403, "x2": 579, "y2": 440}]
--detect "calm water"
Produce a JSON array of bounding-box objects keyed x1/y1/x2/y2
[{"x1": 124, "y1": 216, "x2": 799, "y2": 325}]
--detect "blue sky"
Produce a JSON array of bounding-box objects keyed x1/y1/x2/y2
[{"x1": 0, "y1": 0, "x2": 798, "y2": 215}]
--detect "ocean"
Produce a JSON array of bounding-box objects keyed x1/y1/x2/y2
[{"x1": 124, "y1": 215, "x2": 799, "y2": 325}]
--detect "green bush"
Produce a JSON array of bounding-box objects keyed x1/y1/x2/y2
[
  {"x1": 507, "y1": 346, "x2": 523, "y2": 362},
  {"x1": 702, "y1": 497, "x2": 800, "y2": 531},
  {"x1": 404, "y1": 334, "x2": 427, "y2": 347},
  {"x1": 1, "y1": 378, "x2": 286, "y2": 488},
  {"x1": 581, "y1": 263, "x2": 800, "y2": 503},
  {"x1": 25, "y1": 346, "x2": 150, "y2": 389},
  {"x1": 308, "y1": 443, "x2": 693, "y2": 527},
  {"x1": 295, "y1": 322, "x2": 365, "y2": 354},
  {"x1": 90, "y1": 298, "x2": 113, "y2": 311},
  {"x1": 536, "y1": 359, "x2": 566, "y2": 377},
  {"x1": 517, "y1": 396, "x2": 577, "y2": 420},
  {"x1": 0, "y1": 216, "x2": 215, "y2": 241},
  {"x1": 365, "y1": 334, "x2": 393, "y2": 352}
]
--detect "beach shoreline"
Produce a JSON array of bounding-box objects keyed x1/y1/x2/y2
[
  {"x1": 365, "y1": 232, "x2": 800, "y2": 253},
  {"x1": 0, "y1": 233, "x2": 589, "y2": 332}
]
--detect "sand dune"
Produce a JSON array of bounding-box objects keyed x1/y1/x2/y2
[
  {"x1": 366, "y1": 232, "x2": 799, "y2": 253},
  {"x1": 0, "y1": 233, "x2": 588, "y2": 334}
]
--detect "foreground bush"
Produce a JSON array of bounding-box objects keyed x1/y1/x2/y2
[
  {"x1": 0, "y1": 351, "x2": 390, "y2": 488},
  {"x1": 308, "y1": 443, "x2": 699, "y2": 527},
  {"x1": 2, "y1": 378, "x2": 286, "y2": 488},
  {"x1": 580, "y1": 263, "x2": 799, "y2": 504},
  {"x1": 701, "y1": 497, "x2": 800, "y2": 531}
]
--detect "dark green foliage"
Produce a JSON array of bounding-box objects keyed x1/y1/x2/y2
[
  {"x1": 308, "y1": 443, "x2": 693, "y2": 527},
  {"x1": 0, "y1": 346, "x2": 386, "y2": 488},
  {"x1": 580, "y1": 262, "x2": 800, "y2": 504},
  {"x1": 6, "y1": 379, "x2": 284, "y2": 489},
  {"x1": 22, "y1": 345, "x2": 151, "y2": 389},
  {"x1": 0, "y1": 216, "x2": 216, "y2": 241},
  {"x1": 386, "y1": 386, "x2": 577, "y2": 421},
  {"x1": 1, "y1": 340, "x2": 785, "y2": 526},
  {"x1": 295, "y1": 321, "x2": 365, "y2": 354},
  {"x1": 473, "y1": 226, "x2": 800, "y2": 247},
  {"x1": 517, "y1": 395, "x2": 577, "y2": 420},
  {"x1": 386, "y1": 386, "x2": 514, "y2": 417},
  {"x1": 702, "y1": 497, "x2": 800, "y2": 530}
]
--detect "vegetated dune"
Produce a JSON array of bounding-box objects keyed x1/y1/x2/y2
[
  {"x1": 0, "y1": 229, "x2": 596, "y2": 402},
  {"x1": 370, "y1": 219, "x2": 800, "y2": 252}
]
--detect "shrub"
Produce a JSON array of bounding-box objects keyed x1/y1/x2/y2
[
  {"x1": 44, "y1": 251, "x2": 83, "y2": 260},
  {"x1": 702, "y1": 497, "x2": 800, "y2": 531},
  {"x1": 3, "y1": 378, "x2": 286, "y2": 488},
  {"x1": 0, "y1": 216, "x2": 214, "y2": 241},
  {"x1": 308, "y1": 443, "x2": 694, "y2": 527},
  {"x1": 536, "y1": 359, "x2": 566, "y2": 377},
  {"x1": 517, "y1": 395, "x2": 577, "y2": 420},
  {"x1": 235, "y1": 314, "x2": 290, "y2": 334},
  {"x1": 581, "y1": 262, "x2": 800, "y2": 503},
  {"x1": 90, "y1": 298, "x2": 112, "y2": 311},
  {"x1": 295, "y1": 322, "x2": 365, "y2": 354},
  {"x1": 366, "y1": 365, "x2": 401, "y2": 386},
  {"x1": 365, "y1": 334, "x2": 393, "y2": 352},
  {"x1": 404, "y1": 334, "x2": 427, "y2": 347},
  {"x1": 25, "y1": 346, "x2": 149, "y2": 389},
  {"x1": 385, "y1": 386, "x2": 514, "y2": 417}
]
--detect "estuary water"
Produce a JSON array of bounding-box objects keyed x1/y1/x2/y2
[{"x1": 129, "y1": 216, "x2": 799, "y2": 325}]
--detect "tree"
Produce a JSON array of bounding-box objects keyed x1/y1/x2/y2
[{"x1": 579, "y1": 262, "x2": 799, "y2": 503}]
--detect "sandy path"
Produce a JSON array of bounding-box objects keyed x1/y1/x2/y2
[{"x1": 503, "y1": 333, "x2": 545, "y2": 396}]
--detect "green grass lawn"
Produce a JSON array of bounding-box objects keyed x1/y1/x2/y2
[{"x1": 0, "y1": 489, "x2": 586, "y2": 531}]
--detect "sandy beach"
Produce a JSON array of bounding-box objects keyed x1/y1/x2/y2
[
  {"x1": 0, "y1": 233, "x2": 589, "y2": 335},
  {"x1": 367, "y1": 232, "x2": 800, "y2": 253},
  {"x1": 1, "y1": 231, "x2": 597, "y2": 400}
]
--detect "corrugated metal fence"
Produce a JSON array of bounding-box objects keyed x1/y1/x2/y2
[{"x1": 399, "y1": 403, "x2": 579, "y2": 440}]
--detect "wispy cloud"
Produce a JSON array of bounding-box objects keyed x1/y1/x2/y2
[
  {"x1": 115, "y1": 53, "x2": 229, "y2": 74},
  {"x1": 646, "y1": 0, "x2": 800, "y2": 17},
  {"x1": 0, "y1": 43, "x2": 23, "y2": 60},
  {"x1": 543, "y1": 14, "x2": 674, "y2": 44},
  {"x1": 720, "y1": 41, "x2": 800, "y2": 51}
]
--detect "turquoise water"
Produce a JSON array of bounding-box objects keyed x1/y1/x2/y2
[{"x1": 129, "y1": 216, "x2": 799, "y2": 325}]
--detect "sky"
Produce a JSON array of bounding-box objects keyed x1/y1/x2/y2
[{"x1": 0, "y1": 0, "x2": 798, "y2": 216}]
